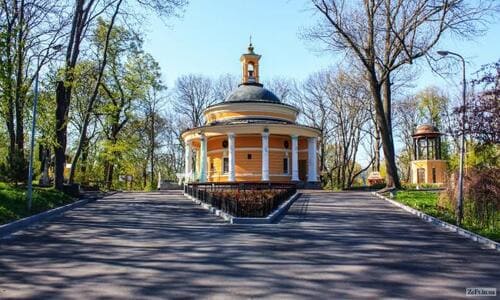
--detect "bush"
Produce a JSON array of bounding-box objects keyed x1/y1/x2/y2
[
  {"x1": 464, "y1": 168, "x2": 499, "y2": 228},
  {"x1": 0, "y1": 151, "x2": 28, "y2": 183},
  {"x1": 0, "y1": 206, "x2": 18, "y2": 224},
  {"x1": 441, "y1": 168, "x2": 500, "y2": 240},
  {"x1": 206, "y1": 189, "x2": 292, "y2": 217}
]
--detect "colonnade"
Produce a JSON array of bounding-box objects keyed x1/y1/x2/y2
[{"x1": 184, "y1": 132, "x2": 318, "y2": 183}]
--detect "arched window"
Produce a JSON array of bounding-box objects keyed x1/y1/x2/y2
[{"x1": 247, "y1": 63, "x2": 255, "y2": 79}]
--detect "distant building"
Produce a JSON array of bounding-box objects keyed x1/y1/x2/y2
[
  {"x1": 181, "y1": 43, "x2": 321, "y2": 187},
  {"x1": 411, "y1": 124, "x2": 447, "y2": 185}
]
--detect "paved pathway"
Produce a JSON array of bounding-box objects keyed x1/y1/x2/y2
[{"x1": 0, "y1": 191, "x2": 498, "y2": 299}]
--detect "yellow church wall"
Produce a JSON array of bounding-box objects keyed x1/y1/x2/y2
[
  {"x1": 203, "y1": 134, "x2": 299, "y2": 182},
  {"x1": 235, "y1": 136, "x2": 261, "y2": 147},
  {"x1": 269, "y1": 135, "x2": 290, "y2": 148},
  {"x1": 206, "y1": 111, "x2": 295, "y2": 123},
  {"x1": 235, "y1": 151, "x2": 262, "y2": 175}
]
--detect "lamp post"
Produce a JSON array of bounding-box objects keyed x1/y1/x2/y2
[
  {"x1": 27, "y1": 45, "x2": 62, "y2": 211},
  {"x1": 437, "y1": 50, "x2": 466, "y2": 226}
]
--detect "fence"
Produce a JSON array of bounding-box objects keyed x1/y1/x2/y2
[{"x1": 184, "y1": 182, "x2": 297, "y2": 217}]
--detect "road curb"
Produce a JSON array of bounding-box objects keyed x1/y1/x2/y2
[
  {"x1": 0, "y1": 192, "x2": 111, "y2": 238},
  {"x1": 183, "y1": 192, "x2": 301, "y2": 224},
  {"x1": 372, "y1": 192, "x2": 500, "y2": 252}
]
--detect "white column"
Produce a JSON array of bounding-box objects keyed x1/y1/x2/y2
[
  {"x1": 307, "y1": 137, "x2": 318, "y2": 182},
  {"x1": 184, "y1": 140, "x2": 192, "y2": 183},
  {"x1": 291, "y1": 135, "x2": 299, "y2": 181},
  {"x1": 199, "y1": 134, "x2": 207, "y2": 182},
  {"x1": 228, "y1": 132, "x2": 235, "y2": 182},
  {"x1": 261, "y1": 131, "x2": 270, "y2": 181}
]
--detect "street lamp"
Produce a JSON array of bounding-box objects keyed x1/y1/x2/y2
[
  {"x1": 27, "y1": 45, "x2": 63, "y2": 211},
  {"x1": 437, "y1": 50, "x2": 466, "y2": 226}
]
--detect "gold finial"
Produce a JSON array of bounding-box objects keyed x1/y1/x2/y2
[{"x1": 248, "y1": 35, "x2": 254, "y2": 53}]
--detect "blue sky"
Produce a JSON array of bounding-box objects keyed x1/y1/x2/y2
[{"x1": 143, "y1": 0, "x2": 500, "y2": 93}]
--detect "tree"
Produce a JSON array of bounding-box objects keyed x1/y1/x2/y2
[
  {"x1": 173, "y1": 74, "x2": 217, "y2": 129},
  {"x1": 327, "y1": 69, "x2": 372, "y2": 188},
  {"x1": 54, "y1": 0, "x2": 187, "y2": 189},
  {"x1": 265, "y1": 77, "x2": 294, "y2": 103},
  {"x1": 68, "y1": 12, "x2": 124, "y2": 184},
  {"x1": 0, "y1": 0, "x2": 66, "y2": 182},
  {"x1": 138, "y1": 55, "x2": 165, "y2": 189},
  {"x1": 292, "y1": 66, "x2": 372, "y2": 189},
  {"x1": 213, "y1": 73, "x2": 238, "y2": 101},
  {"x1": 417, "y1": 86, "x2": 449, "y2": 128},
  {"x1": 66, "y1": 61, "x2": 100, "y2": 184},
  {"x1": 466, "y1": 60, "x2": 499, "y2": 146},
  {"x1": 394, "y1": 95, "x2": 422, "y2": 182},
  {"x1": 291, "y1": 69, "x2": 333, "y2": 180},
  {"x1": 306, "y1": 0, "x2": 495, "y2": 189},
  {"x1": 96, "y1": 25, "x2": 159, "y2": 189}
]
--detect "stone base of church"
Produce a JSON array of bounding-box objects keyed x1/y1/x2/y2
[{"x1": 296, "y1": 181, "x2": 322, "y2": 190}]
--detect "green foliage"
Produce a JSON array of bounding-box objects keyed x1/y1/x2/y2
[
  {"x1": 397, "y1": 148, "x2": 412, "y2": 183},
  {"x1": 0, "y1": 151, "x2": 27, "y2": 183},
  {"x1": 0, "y1": 182, "x2": 73, "y2": 224},
  {"x1": 85, "y1": 21, "x2": 167, "y2": 190},
  {"x1": 402, "y1": 183, "x2": 442, "y2": 189},
  {"x1": 467, "y1": 143, "x2": 499, "y2": 170},
  {"x1": 0, "y1": 130, "x2": 8, "y2": 179},
  {"x1": 394, "y1": 191, "x2": 455, "y2": 223},
  {"x1": 394, "y1": 190, "x2": 500, "y2": 242},
  {"x1": 416, "y1": 86, "x2": 448, "y2": 128}
]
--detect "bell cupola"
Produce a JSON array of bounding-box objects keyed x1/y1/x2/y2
[{"x1": 240, "y1": 38, "x2": 262, "y2": 85}]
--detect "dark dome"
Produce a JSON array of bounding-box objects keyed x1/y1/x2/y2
[
  {"x1": 413, "y1": 124, "x2": 442, "y2": 137},
  {"x1": 225, "y1": 83, "x2": 280, "y2": 103}
]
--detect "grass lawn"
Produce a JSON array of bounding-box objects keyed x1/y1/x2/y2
[
  {"x1": 392, "y1": 190, "x2": 500, "y2": 242},
  {"x1": 0, "y1": 182, "x2": 74, "y2": 225}
]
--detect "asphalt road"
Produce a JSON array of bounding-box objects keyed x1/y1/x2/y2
[{"x1": 0, "y1": 190, "x2": 498, "y2": 299}]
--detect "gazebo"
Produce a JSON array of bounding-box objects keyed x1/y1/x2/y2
[
  {"x1": 410, "y1": 124, "x2": 447, "y2": 185},
  {"x1": 181, "y1": 43, "x2": 321, "y2": 187}
]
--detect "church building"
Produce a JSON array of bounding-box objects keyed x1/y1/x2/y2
[{"x1": 181, "y1": 43, "x2": 321, "y2": 186}]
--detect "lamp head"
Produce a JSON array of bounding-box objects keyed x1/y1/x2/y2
[{"x1": 437, "y1": 50, "x2": 449, "y2": 56}]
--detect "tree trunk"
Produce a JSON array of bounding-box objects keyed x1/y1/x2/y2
[
  {"x1": 105, "y1": 162, "x2": 114, "y2": 190},
  {"x1": 149, "y1": 112, "x2": 155, "y2": 189},
  {"x1": 369, "y1": 74, "x2": 401, "y2": 189},
  {"x1": 3, "y1": 18, "x2": 16, "y2": 171},
  {"x1": 79, "y1": 136, "x2": 89, "y2": 183},
  {"x1": 14, "y1": 0, "x2": 25, "y2": 163},
  {"x1": 54, "y1": 80, "x2": 68, "y2": 189},
  {"x1": 374, "y1": 121, "x2": 380, "y2": 172},
  {"x1": 53, "y1": 0, "x2": 86, "y2": 190},
  {"x1": 382, "y1": 73, "x2": 395, "y2": 155}
]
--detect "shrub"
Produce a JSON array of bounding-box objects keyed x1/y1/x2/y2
[
  {"x1": 206, "y1": 188, "x2": 291, "y2": 217},
  {"x1": 0, "y1": 206, "x2": 18, "y2": 224},
  {"x1": 464, "y1": 168, "x2": 499, "y2": 228},
  {"x1": 442, "y1": 168, "x2": 499, "y2": 229},
  {"x1": 0, "y1": 151, "x2": 28, "y2": 184}
]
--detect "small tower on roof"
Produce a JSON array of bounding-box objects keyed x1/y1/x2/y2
[{"x1": 240, "y1": 37, "x2": 262, "y2": 85}]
